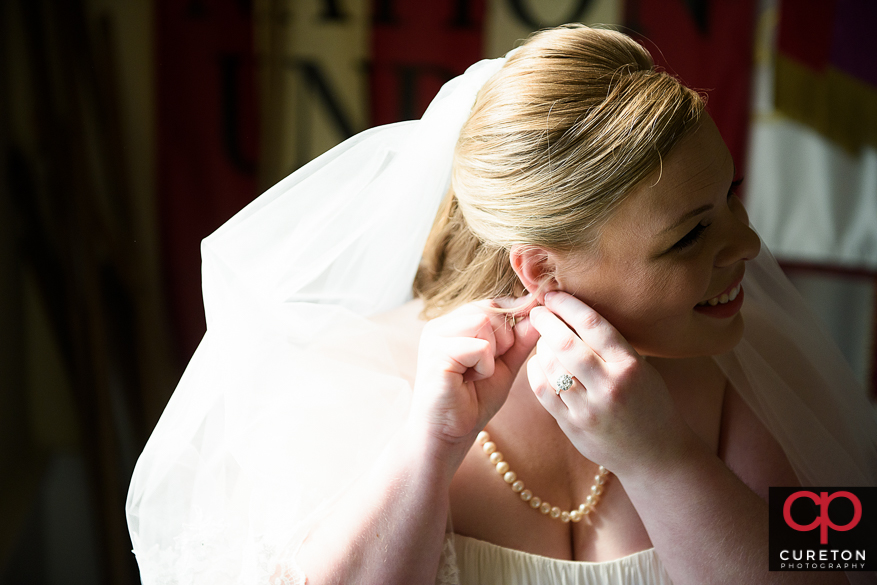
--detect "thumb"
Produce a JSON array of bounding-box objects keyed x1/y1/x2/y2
[{"x1": 498, "y1": 316, "x2": 540, "y2": 375}]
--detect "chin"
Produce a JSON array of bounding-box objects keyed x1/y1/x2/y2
[{"x1": 633, "y1": 314, "x2": 746, "y2": 358}]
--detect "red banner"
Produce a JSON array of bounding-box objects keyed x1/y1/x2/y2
[
  {"x1": 625, "y1": 0, "x2": 758, "y2": 180},
  {"x1": 370, "y1": 0, "x2": 487, "y2": 125},
  {"x1": 155, "y1": 0, "x2": 259, "y2": 360},
  {"x1": 775, "y1": 0, "x2": 877, "y2": 151}
]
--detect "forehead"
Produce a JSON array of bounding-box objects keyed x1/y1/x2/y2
[{"x1": 608, "y1": 117, "x2": 733, "y2": 235}]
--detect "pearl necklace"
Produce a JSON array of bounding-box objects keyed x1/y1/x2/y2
[{"x1": 476, "y1": 430, "x2": 610, "y2": 523}]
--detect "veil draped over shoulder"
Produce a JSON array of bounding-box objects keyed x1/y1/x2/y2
[{"x1": 125, "y1": 54, "x2": 877, "y2": 584}]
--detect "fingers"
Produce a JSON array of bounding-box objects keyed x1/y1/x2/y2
[
  {"x1": 526, "y1": 355, "x2": 581, "y2": 418},
  {"x1": 493, "y1": 315, "x2": 538, "y2": 380},
  {"x1": 526, "y1": 355, "x2": 560, "y2": 403},
  {"x1": 532, "y1": 335, "x2": 590, "y2": 388},
  {"x1": 529, "y1": 307, "x2": 606, "y2": 400},
  {"x1": 483, "y1": 296, "x2": 540, "y2": 378},
  {"x1": 436, "y1": 336, "x2": 494, "y2": 381},
  {"x1": 522, "y1": 293, "x2": 682, "y2": 474},
  {"x1": 541, "y1": 291, "x2": 635, "y2": 363},
  {"x1": 490, "y1": 296, "x2": 537, "y2": 358},
  {"x1": 527, "y1": 332, "x2": 586, "y2": 393},
  {"x1": 421, "y1": 296, "x2": 537, "y2": 383},
  {"x1": 425, "y1": 309, "x2": 498, "y2": 360},
  {"x1": 527, "y1": 293, "x2": 635, "y2": 421}
]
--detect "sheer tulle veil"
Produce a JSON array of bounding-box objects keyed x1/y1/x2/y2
[{"x1": 125, "y1": 51, "x2": 877, "y2": 584}]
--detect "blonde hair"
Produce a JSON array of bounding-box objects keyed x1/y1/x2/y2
[{"x1": 414, "y1": 25, "x2": 704, "y2": 318}]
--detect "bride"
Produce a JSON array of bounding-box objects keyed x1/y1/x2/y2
[{"x1": 126, "y1": 25, "x2": 877, "y2": 585}]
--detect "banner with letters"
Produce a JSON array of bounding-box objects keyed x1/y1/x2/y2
[
  {"x1": 156, "y1": 0, "x2": 260, "y2": 358},
  {"x1": 158, "y1": 1, "x2": 872, "y2": 397}
]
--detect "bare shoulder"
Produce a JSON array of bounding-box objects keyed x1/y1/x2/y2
[
  {"x1": 719, "y1": 380, "x2": 799, "y2": 501},
  {"x1": 646, "y1": 355, "x2": 798, "y2": 498},
  {"x1": 647, "y1": 355, "x2": 726, "y2": 452},
  {"x1": 368, "y1": 299, "x2": 428, "y2": 384}
]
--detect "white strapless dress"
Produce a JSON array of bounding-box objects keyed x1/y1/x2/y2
[{"x1": 444, "y1": 534, "x2": 674, "y2": 585}]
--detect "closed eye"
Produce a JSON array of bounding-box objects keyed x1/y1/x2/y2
[
  {"x1": 672, "y1": 176, "x2": 744, "y2": 251},
  {"x1": 729, "y1": 176, "x2": 744, "y2": 198},
  {"x1": 673, "y1": 222, "x2": 709, "y2": 249}
]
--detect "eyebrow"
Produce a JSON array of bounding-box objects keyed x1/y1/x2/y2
[
  {"x1": 660, "y1": 162, "x2": 737, "y2": 236},
  {"x1": 660, "y1": 203, "x2": 713, "y2": 235}
]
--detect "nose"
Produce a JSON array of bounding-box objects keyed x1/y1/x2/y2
[{"x1": 715, "y1": 195, "x2": 761, "y2": 267}]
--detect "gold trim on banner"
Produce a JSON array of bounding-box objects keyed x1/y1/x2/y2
[
  {"x1": 255, "y1": 0, "x2": 369, "y2": 190},
  {"x1": 775, "y1": 55, "x2": 877, "y2": 153},
  {"x1": 485, "y1": 0, "x2": 621, "y2": 59}
]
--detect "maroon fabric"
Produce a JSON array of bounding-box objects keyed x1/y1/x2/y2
[
  {"x1": 370, "y1": 0, "x2": 486, "y2": 125},
  {"x1": 776, "y1": 0, "x2": 836, "y2": 71},
  {"x1": 155, "y1": 0, "x2": 259, "y2": 361},
  {"x1": 830, "y1": 0, "x2": 877, "y2": 86},
  {"x1": 625, "y1": 0, "x2": 758, "y2": 182},
  {"x1": 778, "y1": 0, "x2": 877, "y2": 86}
]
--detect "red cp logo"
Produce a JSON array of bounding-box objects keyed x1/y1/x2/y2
[{"x1": 783, "y1": 491, "x2": 862, "y2": 544}]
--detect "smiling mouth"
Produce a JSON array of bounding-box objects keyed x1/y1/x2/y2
[{"x1": 697, "y1": 283, "x2": 742, "y2": 307}]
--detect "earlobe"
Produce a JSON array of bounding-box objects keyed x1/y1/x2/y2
[{"x1": 509, "y1": 244, "x2": 559, "y2": 303}]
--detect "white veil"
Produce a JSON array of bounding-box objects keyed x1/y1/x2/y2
[
  {"x1": 714, "y1": 245, "x2": 877, "y2": 487},
  {"x1": 125, "y1": 52, "x2": 877, "y2": 584},
  {"x1": 125, "y1": 55, "x2": 509, "y2": 584}
]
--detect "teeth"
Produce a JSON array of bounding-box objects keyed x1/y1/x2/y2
[{"x1": 698, "y1": 284, "x2": 741, "y2": 307}]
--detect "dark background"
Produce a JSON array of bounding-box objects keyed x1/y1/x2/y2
[{"x1": 2, "y1": 1, "x2": 875, "y2": 583}]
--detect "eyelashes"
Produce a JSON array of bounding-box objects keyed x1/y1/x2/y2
[
  {"x1": 672, "y1": 176, "x2": 744, "y2": 251},
  {"x1": 674, "y1": 222, "x2": 710, "y2": 249},
  {"x1": 729, "y1": 176, "x2": 744, "y2": 196}
]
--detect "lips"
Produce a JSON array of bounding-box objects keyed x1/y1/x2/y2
[
  {"x1": 694, "y1": 275, "x2": 745, "y2": 319},
  {"x1": 697, "y1": 283, "x2": 741, "y2": 307}
]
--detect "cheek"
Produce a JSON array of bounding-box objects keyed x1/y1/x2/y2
[
  {"x1": 666, "y1": 264, "x2": 712, "y2": 312},
  {"x1": 595, "y1": 265, "x2": 708, "y2": 341},
  {"x1": 563, "y1": 255, "x2": 713, "y2": 350},
  {"x1": 632, "y1": 263, "x2": 706, "y2": 314},
  {"x1": 582, "y1": 272, "x2": 675, "y2": 333}
]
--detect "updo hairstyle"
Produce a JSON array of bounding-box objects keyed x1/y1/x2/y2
[{"x1": 413, "y1": 24, "x2": 704, "y2": 318}]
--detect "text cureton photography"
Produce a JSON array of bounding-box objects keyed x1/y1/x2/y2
[
  {"x1": 777, "y1": 548, "x2": 866, "y2": 570},
  {"x1": 769, "y1": 487, "x2": 877, "y2": 572}
]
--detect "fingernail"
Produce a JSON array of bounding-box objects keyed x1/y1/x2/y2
[{"x1": 544, "y1": 291, "x2": 559, "y2": 302}]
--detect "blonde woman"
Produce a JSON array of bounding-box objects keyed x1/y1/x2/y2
[{"x1": 127, "y1": 25, "x2": 877, "y2": 585}]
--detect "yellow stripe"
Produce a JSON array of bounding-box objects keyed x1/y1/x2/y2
[
  {"x1": 775, "y1": 54, "x2": 877, "y2": 153},
  {"x1": 255, "y1": 0, "x2": 370, "y2": 188},
  {"x1": 484, "y1": 0, "x2": 622, "y2": 59}
]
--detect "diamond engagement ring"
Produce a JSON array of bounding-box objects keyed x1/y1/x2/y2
[{"x1": 555, "y1": 373, "x2": 573, "y2": 394}]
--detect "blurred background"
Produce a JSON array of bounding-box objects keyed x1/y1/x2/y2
[{"x1": 1, "y1": 0, "x2": 874, "y2": 583}]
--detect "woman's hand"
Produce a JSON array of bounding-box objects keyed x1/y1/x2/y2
[
  {"x1": 409, "y1": 298, "x2": 540, "y2": 461},
  {"x1": 527, "y1": 291, "x2": 694, "y2": 475},
  {"x1": 300, "y1": 298, "x2": 538, "y2": 585}
]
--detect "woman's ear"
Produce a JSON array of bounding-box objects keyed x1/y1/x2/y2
[{"x1": 509, "y1": 245, "x2": 560, "y2": 303}]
